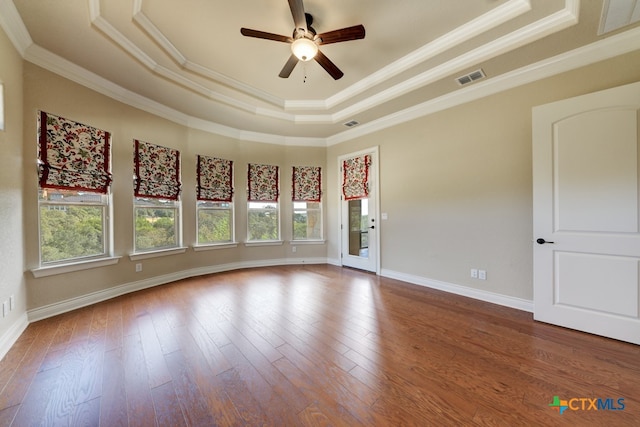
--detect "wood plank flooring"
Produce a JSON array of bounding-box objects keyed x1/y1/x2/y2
[{"x1": 0, "y1": 265, "x2": 638, "y2": 426}]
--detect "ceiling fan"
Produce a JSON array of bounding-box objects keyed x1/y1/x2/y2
[{"x1": 240, "y1": 0, "x2": 365, "y2": 80}]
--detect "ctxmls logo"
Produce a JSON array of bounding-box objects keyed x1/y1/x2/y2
[{"x1": 549, "y1": 396, "x2": 625, "y2": 414}]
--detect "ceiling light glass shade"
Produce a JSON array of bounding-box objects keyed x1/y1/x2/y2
[{"x1": 291, "y1": 38, "x2": 318, "y2": 61}]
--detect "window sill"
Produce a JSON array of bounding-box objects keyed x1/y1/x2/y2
[
  {"x1": 289, "y1": 240, "x2": 326, "y2": 245},
  {"x1": 244, "y1": 240, "x2": 284, "y2": 247},
  {"x1": 31, "y1": 256, "x2": 121, "y2": 278},
  {"x1": 129, "y1": 247, "x2": 188, "y2": 261},
  {"x1": 193, "y1": 243, "x2": 239, "y2": 252}
]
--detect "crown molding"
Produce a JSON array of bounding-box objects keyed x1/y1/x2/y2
[
  {"x1": 89, "y1": 1, "x2": 294, "y2": 121},
  {"x1": 6, "y1": 1, "x2": 638, "y2": 148},
  {"x1": 317, "y1": 0, "x2": 534, "y2": 111},
  {"x1": 327, "y1": 25, "x2": 640, "y2": 146},
  {"x1": 88, "y1": 0, "x2": 558, "y2": 124},
  {"x1": 17, "y1": 25, "x2": 640, "y2": 148},
  {"x1": 24, "y1": 43, "x2": 195, "y2": 126},
  {"x1": 131, "y1": 0, "x2": 284, "y2": 109},
  {"x1": 0, "y1": 0, "x2": 32, "y2": 56},
  {"x1": 329, "y1": 1, "x2": 579, "y2": 124},
  {"x1": 11, "y1": 0, "x2": 578, "y2": 127}
]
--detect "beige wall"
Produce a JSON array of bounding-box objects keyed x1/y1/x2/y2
[
  {"x1": 0, "y1": 27, "x2": 26, "y2": 339},
  {"x1": 327, "y1": 50, "x2": 640, "y2": 300},
  {"x1": 22, "y1": 63, "x2": 327, "y2": 311},
  {"x1": 5, "y1": 22, "x2": 640, "y2": 318}
]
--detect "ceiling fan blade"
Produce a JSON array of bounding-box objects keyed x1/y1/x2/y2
[
  {"x1": 314, "y1": 50, "x2": 344, "y2": 80},
  {"x1": 316, "y1": 24, "x2": 365, "y2": 45},
  {"x1": 288, "y1": 0, "x2": 307, "y2": 32},
  {"x1": 241, "y1": 28, "x2": 293, "y2": 43},
  {"x1": 279, "y1": 54, "x2": 299, "y2": 78}
]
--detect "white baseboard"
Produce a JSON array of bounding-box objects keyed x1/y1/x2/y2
[
  {"x1": 27, "y1": 257, "x2": 328, "y2": 322},
  {"x1": 380, "y1": 268, "x2": 534, "y2": 313},
  {"x1": 0, "y1": 313, "x2": 29, "y2": 362},
  {"x1": 7, "y1": 261, "x2": 533, "y2": 360}
]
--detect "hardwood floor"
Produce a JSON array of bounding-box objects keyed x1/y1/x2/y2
[{"x1": 0, "y1": 265, "x2": 638, "y2": 426}]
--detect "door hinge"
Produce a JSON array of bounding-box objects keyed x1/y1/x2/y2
[
  {"x1": 341, "y1": 253, "x2": 343, "y2": 258},
  {"x1": 341, "y1": 224, "x2": 343, "y2": 229}
]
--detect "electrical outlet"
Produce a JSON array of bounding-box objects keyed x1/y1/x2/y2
[
  {"x1": 135, "y1": 263, "x2": 142, "y2": 272},
  {"x1": 479, "y1": 270, "x2": 487, "y2": 280},
  {"x1": 470, "y1": 268, "x2": 478, "y2": 279},
  {"x1": 292, "y1": 246, "x2": 297, "y2": 253}
]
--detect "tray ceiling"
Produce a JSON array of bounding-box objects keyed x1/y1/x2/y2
[{"x1": 2, "y1": 0, "x2": 640, "y2": 145}]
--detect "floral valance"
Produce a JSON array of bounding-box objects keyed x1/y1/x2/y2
[
  {"x1": 134, "y1": 140, "x2": 181, "y2": 200},
  {"x1": 292, "y1": 166, "x2": 321, "y2": 202},
  {"x1": 38, "y1": 111, "x2": 112, "y2": 193},
  {"x1": 197, "y1": 155, "x2": 233, "y2": 202},
  {"x1": 248, "y1": 163, "x2": 279, "y2": 202},
  {"x1": 342, "y1": 155, "x2": 370, "y2": 200}
]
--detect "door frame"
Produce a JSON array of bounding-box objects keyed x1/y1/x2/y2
[{"x1": 337, "y1": 146, "x2": 380, "y2": 274}]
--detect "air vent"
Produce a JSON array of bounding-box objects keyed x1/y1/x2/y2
[
  {"x1": 456, "y1": 69, "x2": 486, "y2": 86},
  {"x1": 343, "y1": 120, "x2": 360, "y2": 128}
]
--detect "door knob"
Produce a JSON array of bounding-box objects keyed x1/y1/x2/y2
[{"x1": 536, "y1": 238, "x2": 554, "y2": 244}]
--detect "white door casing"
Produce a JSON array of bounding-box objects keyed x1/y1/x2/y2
[
  {"x1": 339, "y1": 147, "x2": 380, "y2": 273},
  {"x1": 532, "y1": 81, "x2": 640, "y2": 345}
]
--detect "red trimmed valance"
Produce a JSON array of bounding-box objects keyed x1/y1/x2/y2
[
  {"x1": 292, "y1": 166, "x2": 321, "y2": 202},
  {"x1": 134, "y1": 140, "x2": 181, "y2": 200},
  {"x1": 248, "y1": 163, "x2": 279, "y2": 202},
  {"x1": 38, "y1": 111, "x2": 112, "y2": 193},
  {"x1": 342, "y1": 155, "x2": 370, "y2": 200},
  {"x1": 197, "y1": 155, "x2": 233, "y2": 202}
]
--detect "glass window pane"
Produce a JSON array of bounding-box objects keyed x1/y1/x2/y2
[
  {"x1": 293, "y1": 209, "x2": 321, "y2": 240},
  {"x1": 40, "y1": 205, "x2": 105, "y2": 263},
  {"x1": 248, "y1": 209, "x2": 279, "y2": 241},
  {"x1": 198, "y1": 209, "x2": 232, "y2": 243},
  {"x1": 135, "y1": 207, "x2": 177, "y2": 251},
  {"x1": 348, "y1": 199, "x2": 369, "y2": 257}
]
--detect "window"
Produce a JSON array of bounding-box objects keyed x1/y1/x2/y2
[
  {"x1": 39, "y1": 189, "x2": 109, "y2": 263},
  {"x1": 37, "y1": 112, "x2": 112, "y2": 265},
  {"x1": 134, "y1": 197, "x2": 180, "y2": 251},
  {"x1": 293, "y1": 201, "x2": 322, "y2": 240},
  {"x1": 198, "y1": 201, "x2": 233, "y2": 243},
  {"x1": 292, "y1": 166, "x2": 322, "y2": 240},
  {"x1": 247, "y1": 163, "x2": 280, "y2": 241},
  {"x1": 133, "y1": 140, "x2": 182, "y2": 252},
  {"x1": 196, "y1": 155, "x2": 234, "y2": 244}
]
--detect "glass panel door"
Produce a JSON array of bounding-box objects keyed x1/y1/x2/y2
[{"x1": 340, "y1": 147, "x2": 378, "y2": 273}]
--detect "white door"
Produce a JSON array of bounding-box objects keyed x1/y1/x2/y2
[
  {"x1": 339, "y1": 148, "x2": 379, "y2": 273},
  {"x1": 532, "y1": 81, "x2": 640, "y2": 345}
]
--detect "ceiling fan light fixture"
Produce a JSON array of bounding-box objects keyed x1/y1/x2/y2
[{"x1": 291, "y1": 37, "x2": 318, "y2": 61}]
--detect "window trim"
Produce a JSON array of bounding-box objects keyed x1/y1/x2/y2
[
  {"x1": 193, "y1": 242, "x2": 239, "y2": 251},
  {"x1": 246, "y1": 201, "x2": 281, "y2": 243},
  {"x1": 31, "y1": 256, "x2": 121, "y2": 278},
  {"x1": 292, "y1": 201, "x2": 323, "y2": 241},
  {"x1": 133, "y1": 196, "x2": 183, "y2": 254},
  {"x1": 196, "y1": 201, "x2": 235, "y2": 246},
  {"x1": 37, "y1": 190, "x2": 113, "y2": 267},
  {"x1": 128, "y1": 247, "x2": 188, "y2": 261}
]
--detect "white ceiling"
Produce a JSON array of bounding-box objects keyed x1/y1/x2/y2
[{"x1": 2, "y1": 0, "x2": 640, "y2": 145}]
